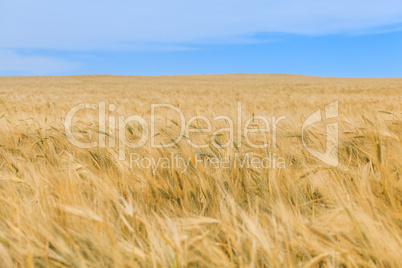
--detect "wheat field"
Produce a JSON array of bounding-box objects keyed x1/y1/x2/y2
[{"x1": 0, "y1": 74, "x2": 401, "y2": 267}]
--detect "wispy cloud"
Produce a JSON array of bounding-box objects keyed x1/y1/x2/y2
[
  {"x1": 1, "y1": 0, "x2": 402, "y2": 51},
  {"x1": 0, "y1": 50, "x2": 79, "y2": 75},
  {"x1": 1, "y1": 1, "x2": 401, "y2": 76}
]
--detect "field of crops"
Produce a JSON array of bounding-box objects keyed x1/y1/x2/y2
[{"x1": 0, "y1": 74, "x2": 401, "y2": 267}]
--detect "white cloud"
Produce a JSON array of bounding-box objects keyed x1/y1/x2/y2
[
  {"x1": 0, "y1": 50, "x2": 79, "y2": 75},
  {"x1": 0, "y1": 0, "x2": 402, "y2": 51}
]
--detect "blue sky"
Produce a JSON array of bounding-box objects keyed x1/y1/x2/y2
[{"x1": 1, "y1": 0, "x2": 402, "y2": 77}]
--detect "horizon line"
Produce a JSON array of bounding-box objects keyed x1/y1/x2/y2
[{"x1": 1, "y1": 73, "x2": 401, "y2": 79}]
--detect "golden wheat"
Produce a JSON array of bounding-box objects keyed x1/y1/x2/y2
[{"x1": 0, "y1": 74, "x2": 401, "y2": 267}]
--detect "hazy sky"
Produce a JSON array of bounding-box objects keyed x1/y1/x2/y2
[{"x1": 1, "y1": 0, "x2": 401, "y2": 77}]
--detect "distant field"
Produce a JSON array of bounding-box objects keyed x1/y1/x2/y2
[{"x1": 0, "y1": 74, "x2": 401, "y2": 267}]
